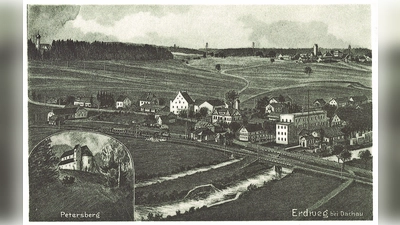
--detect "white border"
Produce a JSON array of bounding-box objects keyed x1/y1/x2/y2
[{"x1": 23, "y1": 1, "x2": 379, "y2": 225}]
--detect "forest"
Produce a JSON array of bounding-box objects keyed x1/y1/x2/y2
[{"x1": 28, "y1": 39, "x2": 174, "y2": 61}]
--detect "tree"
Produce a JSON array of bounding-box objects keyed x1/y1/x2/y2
[
  {"x1": 332, "y1": 144, "x2": 344, "y2": 163},
  {"x1": 256, "y1": 96, "x2": 269, "y2": 114},
  {"x1": 278, "y1": 94, "x2": 285, "y2": 103},
  {"x1": 29, "y1": 138, "x2": 59, "y2": 191},
  {"x1": 65, "y1": 95, "x2": 75, "y2": 105},
  {"x1": 215, "y1": 64, "x2": 221, "y2": 71},
  {"x1": 322, "y1": 104, "x2": 337, "y2": 119},
  {"x1": 268, "y1": 50, "x2": 276, "y2": 58},
  {"x1": 340, "y1": 150, "x2": 352, "y2": 169},
  {"x1": 359, "y1": 150, "x2": 372, "y2": 167},
  {"x1": 270, "y1": 58, "x2": 275, "y2": 63},
  {"x1": 304, "y1": 66, "x2": 313, "y2": 76},
  {"x1": 225, "y1": 90, "x2": 239, "y2": 108},
  {"x1": 199, "y1": 107, "x2": 209, "y2": 117}
]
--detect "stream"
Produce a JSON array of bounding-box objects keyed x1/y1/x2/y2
[{"x1": 134, "y1": 167, "x2": 293, "y2": 220}]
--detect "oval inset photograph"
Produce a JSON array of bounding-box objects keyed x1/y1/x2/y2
[{"x1": 29, "y1": 131, "x2": 134, "y2": 221}]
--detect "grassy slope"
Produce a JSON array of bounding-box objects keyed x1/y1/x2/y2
[
  {"x1": 136, "y1": 157, "x2": 257, "y2": 197},
  {"x1": 30, "y1": 170, "x2": 133, "y2": 221},
  {"x1": 117, "y1": 138, "x2": 230, "y2": 178},
  {"x1": 28, "y1": 59, "x2": 245, "y2": 102},
  {"x1": 312, "y1": 182, "x2": 373, "y2": 220},
  {"x1": 168, "y1": 170, "x2": 343, "y2": 221}
]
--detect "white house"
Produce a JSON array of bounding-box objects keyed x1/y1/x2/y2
[
  {"x1": 330, "y1": 114, "x2": 342, "y2": 127},
  {"x1": 328, "y1": 97, "x2": 348, "y2": 107},
  {"x1": 211, "y1": 108, "x2": 241, "y2": 124},
  {"x1": 115, "y1": 95, "x2": 132, "y2": 109},
  {"x1": 74, "y1": 97, "x2": 92, "y2": 107},
  {"x1": 197, "y1": 99, "x2": 227, "y2": 115},
  {"x1": 170, "y1": 91, "x2": 194, "y2": 115},
  {"x1": 59, "y1": 145, "x2": 94, "y2": 172}
]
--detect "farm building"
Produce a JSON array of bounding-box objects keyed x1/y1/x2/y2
[
  {"x1": 322, "y1": 126, "x2": 345, "y2": 145},
  {"x1": 59, "y1": 145, "x2": 94, "y2": 172},
  {"x1": 190, "y1": 128, "x2": 216, "y2": 142},
  {"x1": 139, "y1": 92, "x2": 159, "y2": 106},
  {"x1": 328, "y1": 97, "x2": 348, "y2": 107},
  {"x1": 74, "y1": 97, "x2": 92, "y2": 107},
  {"x1": 194, "y1": 99, "x2": 227, "y2": 115},
  {"x1": 47, "y1": 106, "x2": 88, "y2": 124},
  {"x1": 211, "y1": 108, "x2": 242, "y2": 124},
  {"x1": 237, "y1": 123, "x2": 274, "y2": 143},
  {"x1": 115, "y1": 95, "x2": 132, "y2": 109},
  {"x1": 313, "y1": 99, "x2": 326, "y2": 108},
  {"x1": 265, "y1": 103, "x2": 287, "y2": 114},
  {"x1": 141, "y1": 104, "x2": 167, "y2": 113},
  {"x1": 298, "y1": 129, "x2": 321, "y2": 148}
]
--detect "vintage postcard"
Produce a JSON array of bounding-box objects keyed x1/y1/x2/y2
[{"x1": 25, "y1": 2, "x2": 375, "y2": 222}]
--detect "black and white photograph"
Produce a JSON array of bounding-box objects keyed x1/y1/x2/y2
[{"x1": 26, "y1": 2, "x2": 375, "y2": 222}]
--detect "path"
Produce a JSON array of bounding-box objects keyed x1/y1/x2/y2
[{"x1": 307, "y1": 179, "x2": 354, "y2": 211}]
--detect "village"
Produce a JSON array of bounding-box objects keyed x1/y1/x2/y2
[{"x1": 38, "y1": 83, "x2": 372, "y2": 158}]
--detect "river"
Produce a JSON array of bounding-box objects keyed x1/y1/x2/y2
[{"x1": 134, "y1": 167, "x2": 293, "y2": 220}]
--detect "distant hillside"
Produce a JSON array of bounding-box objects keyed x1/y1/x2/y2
[
  {"x1": 201, "y1": 47, "x2": 371, "y2": 57},
  {"x1": 28, "y1": 39, "x2": 174, "y2": 61}
]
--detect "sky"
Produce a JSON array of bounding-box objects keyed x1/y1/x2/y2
[{"x1": 27, "y1": 4, "x2": 372, "y2": 49}]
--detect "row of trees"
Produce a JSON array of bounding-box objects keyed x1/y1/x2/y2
[{"x1": 28, "y1": 39, "x2": 173, "y2": 61}]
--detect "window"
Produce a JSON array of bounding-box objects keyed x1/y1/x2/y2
[
  {"x1": 278, "y1": 137, "x2": 280, "y2": 141},
  {"x1": 278, "y1": 132, "x2": 280, "y2": 135},
  {"x1": 172, "y1": 106, "x2": 174, "y2": 108},
  {"x1": 284, "y1": 138, "x2": 286, "y2": 141}
]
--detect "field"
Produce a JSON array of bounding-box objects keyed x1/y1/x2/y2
[
  {"x1": 312, "y1": 182, "x2": 373, "y2": 220},
  {"x1": 28, "y1": 59, "x2": 245, "y2": 103},
  {"x1": 189, "y1": 57, "x2": 372, "y2": 109},
  {"x1": 29, "y1": 170, "x2": 133, "y2": 221},
  {"x1": 166, "y1": 169, "x2": 344, "y2": 220}
]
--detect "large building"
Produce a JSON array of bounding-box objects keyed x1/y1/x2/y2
[
  {"x1": 211, "y1": 108, "x2": 241, "y2": 124},
  {"x1": 195, "y1": 99, "x2": 227, "y2": 115},
  {"x1": 276, "y1": 110, "x2": 328, "y2": 145},
  {"x1": 170, "y1": 91, "x2": 195, "y2": 115},
  {"x1": 59, "y1": 145, "x2": 94, "y2": 172}
]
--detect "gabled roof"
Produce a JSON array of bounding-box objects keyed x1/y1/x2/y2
[
  {"x1": 349, "y1": 95, "x2": 368, "y2": 103},
  {"x1": 180, "y1": 91, "x2": 194, "y2": 104},
  {"x1": 116, "y1": 95, "x2": 129, "y2": 102},
  {"x1": 243, "y1": 123, "x2": 264, "y2": 133},
  {"x1": 81, "y1": 145, "x2": 93, "y2": 157},
  {"x1": 59, "y1": 158, "x2": 74, "y2": 166},
  {"x1": 313, "y1": 99, "x2": 326, "y2": 105},
  {"x1": 193, "y1": 128, "x2": 215, "y2": 136},
  {"x1": 322, "y1": 126, "x2": 344, "y2": 138},
  {"x1": 60, "y1": 149, "x2": 74, "y2": 158},
  {"x1": 203, "y1": 99, "x2": 225, "y2": 107},
  {"x1": 140, "y1": 92, "x2": 157, "y2": 101},
  {"x1": 74, "y1": 97, "x2": 92, "y2": 102},
  {"x1": 212, "y1": 108, "x2": 240, "y2": 116}
]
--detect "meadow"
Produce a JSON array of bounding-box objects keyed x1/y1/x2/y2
[{"x1": 167, "y1": 169, "x2": 344, "y2": 220}]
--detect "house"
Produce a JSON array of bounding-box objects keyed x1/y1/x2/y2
[
  {"x1": 194, "y1": 120, "x2": 221, "y2": 133},
  {"x1": 329, "y1": 114, "x2": 342, "y2": 127},
  {"x1": 266, "y1": 112, "x2": 280, "y2": 121},
  {"x1": 269, "y1": 95, "x2": 292, "y2": 105},
  {"x1": 276, "y1": 110, "x2": 328, "y2": 145},
  {"x1": 211, "y1": 108, "x2": 242, "y2": 124},
  {"x1": 333, "y1": 50, "x2": 343, "y2": 58},
  {"x1": 115, "y1": 95, "x2": 132, "y2": 109},
  {"x1": 196, "y1": 99, "x2": 227, "y2": 115},
  {"x1": 265, "y1": 103, "x2": 286, "y2": 113},
  {"x1": 298, "y1": 129, "x2": 321, "y2": 148},
  {"x1": 48, "y1": 106, "x2": 88, "y2": 124},
  {"x1": 328, "y1": 97, "x2": 348, "y2": 107},
  {"x1": 139, "y1": 92, "x2": 159, "y2": 106},
  {"x1": 74, "y1": 97, "x2": 92, "y2": 108},
  {"x1": 348, "y1": 95, "x2": 369, "y2": 106},
  {"x1": 313, "y1": 99, "x2": 326, "y2": 108},
  {"x1": 190, "y1": 128, "x2": 216, "y2": 142},
  {"x1": 141, "y1": 104, "x2": 167, "y2": 113},
  {"x1": 322, "y1": 127, "x2": 345, "y2": 145},
  {"x1": 59, "y1": 145, "x2": 94, "y2": 172},
  {"x1": 156, "y1": 113, "x2": 176, "y2": 126},
  {"x1": 238, "y1": 123, "x2": 274, "y2": 143},
  {"x1": 170, "y1": 91, "x2": 195, "y2": 115}
]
